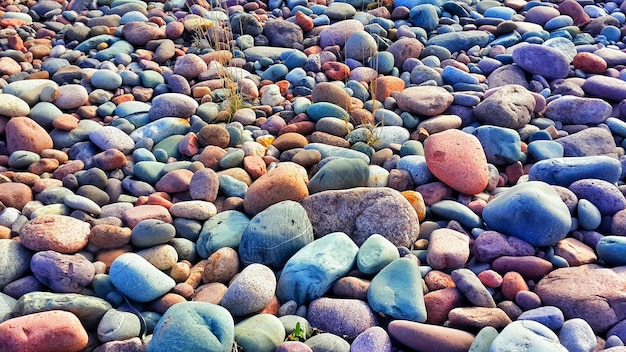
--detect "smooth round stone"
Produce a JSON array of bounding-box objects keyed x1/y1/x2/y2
[
  {"x1": 219, "y1": 149, "x2": 245, "y2": 169},
  {"x1": 54, "y1": 84, "x2": 89, "y2": 110},
  {"x1": 89, "y1": 126, "x2": 135, "y2": 154},
  {"x1": 474, "y1": 85, "x2": 535, "y2": 128},
  {"x1": 577, "y1": 199, "x2": 602, "y2": 230},
  {"x1": 146, "y1": 302, "x2": 234, "y2": 352},
  {"x1": 239, "y1": 200, "x2": 313, "y2": 269},
  {"x1": 197, "y1": 210, "x2": 249, "y2": 258},
  {"x1": 368, "y1": 258, "x2": 427, "y2": 322},
  {"x1": 392, "y1": 86, "x2": 453, "y2": 116},
  {"x1": 8, "y1": 151, "x2": 40, "y2": 169},
  {"x1": 582, "y1": 75, "x2": 626, "y2": 101},
  {"x1": 129, "y1": 118, "x2": 191, "y2": 144},
  {"x1": 109, "y1": 253, "x2": 175, "y2": 303},
  {"x1": 148, "y1": 93, "x2": 198, "y2": 121},
  {"x1": 97, "y1": 308, "x2": 141, "y2": 343},
  {"x1": 527, "y1": 140, "x2": 564, "y2": 161},
  {"x1": 305, "y1": 143, "x2": 370, "y2": 163},
  {"x1": 173, "y1": 54, "x2": 208, "y2": 79},
  {"x1": 0, "y1": 310, "x2": 88, "y2": 352},
  {"x1": 243, "y1": 164, "x2": 309, "y2": 216},
  {"x1": 308, "y1": 158, "x2": 369, "y2": 194},
  {"x1": 234, "y1": 314, "x2": 285, "y2": 352},
  {"x1": 426, "y1": 30, "x2": 490, "y2": 53},
  {"x1": 483, "y1": 181, "x2": 572, "y2": 246},
  {"x1": 28, "y1": 102, "x2": 63, "y2": 130},
  {"x1": 472, "y1": 125, "x2": 522, "y2": 165},
  {"x1": 427, "y1": 228, "x2": 471, "y2": 270},
  {"x1": 424, "y1": 129, "x2": 489, "y2": 195},
  {"x1": 131, "y1": 219, "x2": 175, "y2": 248},
  {"x1": 169, "y1": 200, "x2": 217, "y2": 221},
  {"x1": 0, "y1": 292, "x2": 16, "y2": 323},
  {"x1": 202, "y1": 247, "x2": 239, "y2": 284},
  {"x1": 277, "y1": 232, "x2": 359, "y2": 305},
  {"x1": 136, "y1": 244, "x2": 178, "y2": 271},
  {"x1": 304, "y1": 333, "x2": 350, "y2": 352},
  {"x1": 388, "y1": 320, "x2": 475, "y2": 352},
  {"x1": 90, "y1": 69, "x2": 123, "y2": 90},
  {"x1": 442, "y1": 65, "x2": 479, "y2": 85},
  {"x1": 468, "y1": 326, "x2": 499, "y2": 352},
  {"x1": 306, "y1": 102, "x2": 350, "y2": 122},
  {"x1": 431, "y1": 200, "x2": 483, "y2": 229},
  {"x1": 0, "y1": 93, "x2": 30, "y2": 117},
  {"x1": 307, "y1": 298, "x2": 378, "y2": 339},
  {"x1": 19, "y1": 214, "x2": 90, "y2": 253},
  {"x1": 221, "y1": 263, "x2": 276, "y2": 317},
  {"x1": 512, "y1": 44, "x2": 570, "y2": 80},
  {"x1": 452, "y1": 268, "x2": 496, "y2": 308},
  {"x1": 544, "y1": 96, "x2": 611, "y2": 124},
  {"x1": 597, "y1": 236, "x2": 626, "y2": 266},
  {"x1": 396, "y1": 155, "x2": 433, "y2": 186},
  {"x1": 558, "y1": 318, "x2": 597, "y2": 352},
  {"x1": 30, "y1": 251, "x2": 94, "y2": 293},
  {"x1": 0, "y1": 240, "x2": 32, "y2": 289},
  {"x1": 63, "y1": 194, "x2": 101, "y2": 215},
  {"x1": 490, "y1": 320, "x2": 568, "y2": 351},
  {"x1": 6, "y1": 116, "x2": 54, "y2": 154},
  {"x1": 371, "y1": 126, "x2": 410, "y2": 150},
  {"x1": 556, "y1": 127, "x2": 616, "y2": 158},
  {"x1": 357, "y1": 234, "x2": 399, "y2": 275},
  {"x1": 344, "y1": 30, "x2": 378, "y2": 61}
]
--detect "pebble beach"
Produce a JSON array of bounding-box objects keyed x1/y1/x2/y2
[{"x1": 2, "y1": 0, "x2": 626, "y2": 350}]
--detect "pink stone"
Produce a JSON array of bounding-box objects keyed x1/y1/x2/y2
[
  {"x1": 189, "y1": 168, "x2": 220, "y2": 202},
  {"x1": 415, "y1": 182, "x2": 454, "y2": 206},
  {"x1": 426, "y1": 228, "x2": 470, "y2": 270},
  {"x1": 0, "y1": 183, "x2": 32, "y2": 210},
  {"x1": 0, "y1": 310, "x2": 88, "y2": 352},
  {"x1": 392, "y1": 86, "x2": 453, "y2": 116},
  {"x1": 243, "y1": 155, "x2": 267, "y2": 179},
  {"x1": 388, "y1": 320, "x2": 474, "y2": 352},
  {"x1": 5, "y1": 116, "x2": 54, "y2": 154},
  {"x1": 123, "y1": 205, "x2": 173, "y2": 228},
  {"x1": 491, "y1": 256, "x2": 553, "y2": 281},
  {"x1": 155, "y1": 169, "x2": 194, "y2": 193},
  {"x1": 477, "y1": 269, "x2": 503, "y2": 288},
  {"x1": 448, "y1": 307, "x2": 512, "y2": 330},
  {"x1": 424, "y1": 129, "x2": 490, "y2": 195},
  {"x1": 19, "y1": 215, "x2": 90, "y2": 253},
  {"x1": 500, "y1": 271, "x2": 529, "y2": 301},
  {"x1": 424, "y1": 287, "x2": 464, "y2": 325}
]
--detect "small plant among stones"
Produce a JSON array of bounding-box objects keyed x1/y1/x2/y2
[{"x1": 286, "y1": 322, "x2": 307, "y2": 342}]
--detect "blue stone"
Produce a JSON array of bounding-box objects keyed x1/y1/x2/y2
[
  {"x1": 409, "y1": 4, "x2": 440, "y2": 32},
  {"x1": 307, "y1": 102, "x2": 350, "y2": 122},
  {"x1": 472, "y1": 125, "x2": 522, "y2": 166},
  {"x1": 483, "y1": 6, "x2": 516, "y2": 20},
  {"x1": 442, "y1": 65, "x2": 480, "y2": 85},
  {"x1": 94, "y1": 40, "x2": 134, "y2": 61},
  {"x1": 277, "y1": 232, "x2": 358, "y2": 305},
  {"x1": 517, "y1": 306, "x2": 565, "y2": 330},
  {"x1": 285, "y1": 67, "x2": 307, "y2": 83},
  {"x1": 261, "y1": 63, "x2": 289, "y2": 81},
  {"x1": 146, "y1": 302, "x2": 234, "y2": 352},
  {"x1": 558, "y1": 318, "x2": 597, "y2": 352},
  {"x1": 529, "y1": 156, "x2": 622, "y2": 186},
  {"x1": 368, "y1": 51, "x2": 394, "y2": 75},
  {"x1": 131, "y1": 219, "x2": 176, "y2": 248},
  {"x1": 197, "y1": 210, "x2": 250, "y2": 258},
  {"x1": 490, "y1": 320, "x2": 568, "y2": 352},
  {"x1": 109, "y1": 253, "x2": 175, "y2": 303},
  {"x1": 374, "y1": 108, "x2": 403, "y2": 127},
  {"x1": 606, "y1": 117, "x2": 626, "y2": 138},
  {"x1": 597, "y1": 236, "x2": 626, "y2": 266},
  {"x1": 399, "y1": 140, "x2": 424, "y2": 156},
  {"x1": 368, "y1": 258, "x2": 427, "y2": 322},
  {"x1": 601, "y1": 25, "x2": 621, "y2": 42},
  {"x1": 133, "y1": 161, "x2": 165, "y2": 184},
  {"x1": 396, "y1": 155, "x2": 434, "y2": 185},
  {"x1": 489, "y1": 31, "x2": 522, "y2": 47},
  {"x1": 139, "y1": 70, "x2": 165, "y2": 88},
  {"x1": 218, "y1": 175, "x2": 248, "y2": 198},
  {"x1": 578, "y1": 199, "x2": 602, "y2": 231},
  {"x1": 239, "y1": 201, "x2": 314, "y2": 269},
  {"x1": 483, "y1": 181, "x2": 572, "y2": 246},
  {"x1": 305, "y1": 143, "x2": 370, "y2": 163},
  {"x1": 129, "y1": 118, "x2": 190, "y2": 144},
  {"x1": 426, "y1": 31, "x2": 491, "y2": 53},
  {"x1": 544, "y1": 15, "x2": 574, "y2": 31},
  {"x1": 431, "y1": 200, "x2": 483, "y2": 229},
  {"x1": 308, "y1": 158, "x2": 370, "y2": 194}
]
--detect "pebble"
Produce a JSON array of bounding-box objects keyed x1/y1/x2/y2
[
  {"x1": 221, "y1": 263, "x2": 276, "y2": 317},
  {"x1": 234, "y1": 314, "x2": 285, "y2": 352},
  {"x1": 19, "y1": 214, "x2": 90, "y2": 253},
  {"x1": 388, "y1": 320, "x2": 475, "y2": 352},
  {"x1": 356, "y1": 234, "x2": 399, "y2": 275},
  {"x1": 109, "y1": 252, "x2": 175, "y2": 303},
  {"x1": 490, "y1": 320, "x2": 568, "y2": 351},
  {"x1": 30, "y1": 251, "x2": 94, "y2": 293},
  {"x1": 307, "y1": 297, "x2": 378, "y2": 339}
]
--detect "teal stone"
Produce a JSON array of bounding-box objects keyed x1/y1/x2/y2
[
  {"x1": 482, "y1": 181, "x2": 572, "y2": 246},
  {"x1": 220, "y1": 149, "x2": 245, "y2": 169},
  {"x1": 92, "y1": 274, "x2": 116, "y2": 300},
  {"x1": 308, "y1": 158, "x2": 370, "y2": 194},
  {"x1": 115, "y1": 101, "x2": 150, "y2": 118},
  {"x1": 133, "y1": 161, "x2": 166, "y2": 184},
  {"x1": 218, "y1": 175, "x2": 248, "y2": 198},
  {"x1": 346, "y1": 80, "x2": 370, "y2": 101},
  {"x1": 277, "y1": 232, "x2": 358, "y2": 305},
  {"x1": 109, "y1": 252, "x2": 175, "y2": 303},
  {"x1": 305, "y1": 143, "x2": 370, "y2": 163},
  {"x1": 396, "y1": 155, "x2": 434, "y2": 185},
  {"x1": 527, "y1": 140, "x2": 564, "y2": 161},
  {"x1": 153, "y1": 134, "x2": 184, "y2": 159},
  {"x1": 29, "y1": 102, "x2": 63, "y2": 130},
  {"x1": 160, "y1": 160, "x2": 193, "y2": 175},
  {"x1": 8, "y1": 151, "x2": 40, "y2": 169},
  {"x1": 129, "y1": 117, "x2": 190, "y2": 144},
  {"x1": 239, "y1": 200, "x2": 314, "y2": 269},
  {"x1": 401, "y1": 112, "x2": 420, "y2": 129},
  {"x1": 226, "y1": 125, "x2": 242, "y2": 146},
  {"x1": 120, "y1": 10, "x2": 148, "y2": 23},
  {"x1": 153, "y1": 148, "x2": 168, "y2": 163},
  {"x1": 357, "y1": 234, "x2": 400, "y2": 275},
  {"x1": 2, "y1": 12, "x2": 32, "y2": 22},
  {"x1": 400, "y1": 140, "x2": 424, "y2": 157},
  {"x1": 133, "y1": 148, "x2": 156, "y2": 162},
  {"x1": 430, "y1": 200, "x2": 483, "y2": 229},
  {"x1": 37, "y1": 187, "x2": 74, "y2": 205},
  {"x1": 95, "y1": 40, "x2": 134, "y2": 61},
  {"x1": 305, "y1": 333, "x2": 350, "y2": 352},
  {"x1": 490, "y1": 320, "x2": 568, "y2": 352},
  {"x1": 74, "y1": 34, "x2": 119, "y2": 52},
  {"x1": 97, "y1": 309, "x2": 142, "y2": 343},
  {"x1": 279, "y1": 315, "x2": 313, "y2": 339},
  {"x1": 472, "y1": 125, "x2": 522, "y2": 165},
  {"x1": 307, "y1": 102, "x2": 350, "y2": 122},
  {"x1": 146, "y1": 302, "x2": 234, "y2": 352},
  {"x1": 139, "y1": 70, "x2": 165, "y2": 88},
  {"x1": 426, "y1": 30, "x2": 491, "y2": 53},
  {"x1": 169, "y1": 238, "x2": 198, "y2": 262},
  {"x1": 528, "y1": 156, "x2": 622, "y2": 186},
  {"x1": 468, "y1": 326, "x2": 499, "y2": 352},
  {"x1": 90, "y1": 69, "x2": 123, "y2": 90},
  {"x1": 260, "y1": 63, "x2": 289, "y2": 81},
  {"x1": 234, "y1": 314, "x2": 286, "y2": 352},
  {"x1": 597, "y1": 236, "x2": 626, "y2": 266},
  {"x1": 14, "y1": 292, "x2": 111, "y2": 329},
  {"x1": 577, "y1": 199, "x2": 601, "y2": 231},
  {"x1": 367, "y1": 257, "x2": 427, "y2": 322},
  {"x1": 374, "y1": 109, "x2": 403, "y2": 127},
  {"x1": 368, "y1": 51, "x2": 394, "y2": 74},
  {"x1": 0, "y1": 292, "x2": 16, "y2": 323},
  {"x1": 0, "y1": 240, "x2": 32, "y2": 289},
  {"x1": 352, "y1": 142, "x2": 375, "y2": 160},
  {"x1": 50, "y1": 119, "x2": 103, "y2": 149},
  {"x1": 131, "y1": 219, "x2": 176, "y2": 248},
  {"x1": 197, "y1": 210, "x2": 250, "y2": 258}
]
